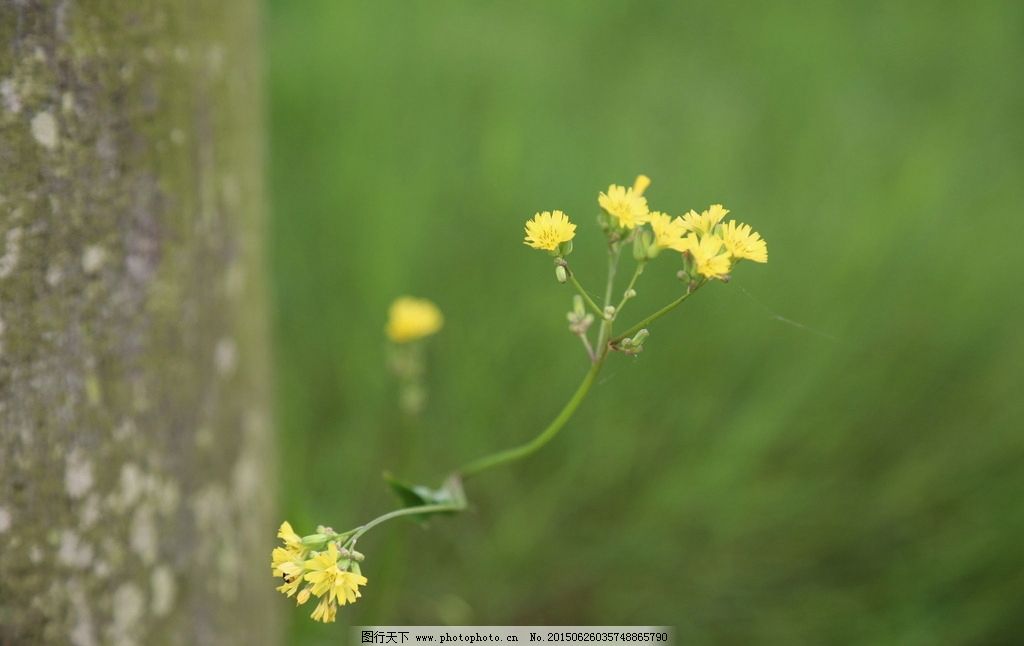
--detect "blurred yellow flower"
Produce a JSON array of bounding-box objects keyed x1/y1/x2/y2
[
  {"x1": 523, "y1": 210, "x2": 576, "y2": 252},
  {"x1": 648, "y1": 212, "x2": 689, "y2": 251},
  {"x1": 680, "y1": 204, "x2": 729, "y2": 236},
  {"x1": 632, "y1": 174, "x2": 651, "y2": 196},
  {"x1": 681, "y1": 233, "x2": 732, "y2": 279},
  {"x1": 721, "y1": 220, "x2": 768, "y2": 263},
  {"x1": 386, "y1": 297, "x2": 444, "y2": 343},
  {"x1": 599, "y1": 182, "x2": 650, "y2": 229}
]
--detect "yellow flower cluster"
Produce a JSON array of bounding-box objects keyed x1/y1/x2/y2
[
  {"x1": 270, "y1": 521, "x2": 368, "y2": 623},
  {"x1": 386, "y1": 296, "x2": 444, "y2": 343},
  {"x1": 524, "y1": 175, "x2": 767, "y2": 281}
]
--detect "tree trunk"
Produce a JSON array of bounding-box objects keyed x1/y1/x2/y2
[{"x1": 0, "y1": 1, "x2": 276, "y2": 643}]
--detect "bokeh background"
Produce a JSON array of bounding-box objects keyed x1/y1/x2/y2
[{"x1": 267, "y1": 1, "x2": 1024, "y2": 643}]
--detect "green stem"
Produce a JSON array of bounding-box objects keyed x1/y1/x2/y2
[
  {"x1": 458, "y1": 355, "x2": 606, "y2": 479},
  {"x1": 567, "y1": 273, "x2": 604, "y2": 318},
  {"x1": 614, "y1": 261, "x2": 645, "y2": 315},
  {"x1": 352, "y1": 502, "x2": 465, "y2": 539},
  {"x1": 610, "y1": 281, "x2": 705, "y2": 345},
  {"x1": 596, "y1": 243, "x2": 622, "y2": 348}
]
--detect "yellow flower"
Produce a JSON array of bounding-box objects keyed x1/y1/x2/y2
[
  {"x1": 721, "y1": 220, "x2": 768, "y2": 263},
  {"x1": 302, "y1": 542, "x2": 369, "y2": 623},
  {"x1": 277, "y1": 521, "x2": 303, "y2": 550},
  {"x1": 523, "y1": 210, "x2": 576, "y2": 252},
  {"x1": 648, "y1": 212, "x2": 689, "y2": 251},
  {"x1": 598, "y1": 182, "x2": 650, "y2": 229},
  {"x1": 272, "y1": 521, "x2": 310, "y2": 599},
  {"x1": 311, "y1": 596, "x2": 337, "y2": 623},
  {"x1": 681, "y1": 233, "x2": 732, "y2": 279},
  {"x1": 680, "y1": 204, "x2": 729, "y2": 236},
  {"x1": 386, "y1": 297, "x2": 443, "y2": 343}
]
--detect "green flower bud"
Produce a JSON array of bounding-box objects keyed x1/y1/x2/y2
[
  {"x1": 573, "y1": 295, "x2": 585, "y2": 318},
  {"x1": 555, "y1": 265, "x2": 568, "y2": 283},
  {"x1": 301, "y1": 533, "x2": 329, "y2": 548},
  {"x1": 631, "y1": 329, "x2": 649, "y2": 346}
]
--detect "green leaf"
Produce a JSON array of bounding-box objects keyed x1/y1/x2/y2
[{"x1": 382, "y1": 472, "x2": 467, "y2": 526}]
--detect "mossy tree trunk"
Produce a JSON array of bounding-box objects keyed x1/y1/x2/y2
[{"x1": 0, "y1": 1, "x2": 276, "y2": 643}]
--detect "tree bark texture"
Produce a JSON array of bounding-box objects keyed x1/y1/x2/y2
[{"x1": 0, "y1": 1, "x2": 275, "y2": 643}]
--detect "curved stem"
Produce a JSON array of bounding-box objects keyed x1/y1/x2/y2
[
  {"x1": 610, "y1": 281, "x2": 705, "y2": 345},
  {"x1": 458, "y1": 356, "x2": 605, "y2": 479},
  {"x1": 567, "y1": 273, "x2": 604, "y2": 318},
  {"x1": 352, "y1": 503, "x2": 464, "y2": 540}
]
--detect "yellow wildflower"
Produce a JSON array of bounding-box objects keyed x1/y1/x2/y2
[
  {"x1": 311, "y1": 596, "x2": 337, "y2": 623},
  {"x1": 681, "y1": 233, "x2": 732, "y2": 279},
  {"x1": 598, "y1": 183, "x2": 649, "y2": 229},
  {"x1": 523, "y1": 210, "x2": 576, "y2": 252},
  {"x1": 680, "y1": 204, "x2": 729, "y2": 236},
  {"x1": 272, "y1": 521, "x2": 309, "y2": 599},
  {"x1": 386, "y1": 297, "x2": 443, "y2": 343},
  {"x1": 721, "y1": 220, "x2": 768, "y2": 263},
  {"x1": 302, "y1": 542, "x2": 369, "y2": 623},
  {"x1": 648, "y1": 212, "x2": 689, "y2": 251}
]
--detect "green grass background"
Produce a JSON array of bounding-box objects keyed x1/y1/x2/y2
[{"x1": 267, "y1": 2, "x2": 1024, "y2": 643}]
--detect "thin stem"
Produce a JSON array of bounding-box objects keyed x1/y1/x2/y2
[
  {"x1": 577, "y1": 332, "x2": 596, "y2": 362},
  {"x1": 352, "y1": 503, "x2": 464, "y2": 540},
  {"x1": 596, "y1": 243, "x2": 622, "y2": 348},
  {"x1": 567, "y1": 273, "x2": 604, "y2": 318},
  {"x1": 610, "y1": 281, "x2": 705, "y2": 345},
  {"x1": 458, "y1": 356, "x2": 605, "y2": 479},
  {"x1": 614, "y1": 261, "x2": 645, "y2": 315}
]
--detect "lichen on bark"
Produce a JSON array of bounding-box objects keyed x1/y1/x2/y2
[{"x1": 0, "y1": 1, "x2": 275, "y2": 644}]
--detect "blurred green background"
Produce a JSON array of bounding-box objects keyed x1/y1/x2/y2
[{"x1": 267, "y1": 1, "x2": 1024, "y2": 643}]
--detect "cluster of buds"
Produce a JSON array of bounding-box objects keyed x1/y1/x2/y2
[
  {"x1": 566, "y1": 295, "x2": 595, "y2": 335},
  {"x1": 271, "y1": 522, "x2": 368, "y2": 624},
  {"x1": 612, "y1": 328, "x2": 649, "y2": 356}
]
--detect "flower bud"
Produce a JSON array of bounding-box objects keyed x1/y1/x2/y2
[
  {"x1": 555, "y1": 265, "x2": 568, "y2": 283},
  {"x1": 301, "y1": 533, "x2": 329, "y2": 548},
  {"x1": 631, "y1": 329, "x2": 649, "y2": 346},
  {"x1": 624, "y1": 288, "x2": 637, "y2": 300},
  {"x1": 573, "y1": 295, "x2": 585, "y2": 318},
  {"x1": 632, "y1": 232, "x2": 647, "y2": 261},
  {"x1": 603, "y1": 305, "x2": 616, "y2": 320}
]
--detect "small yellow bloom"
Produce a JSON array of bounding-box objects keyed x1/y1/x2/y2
[
  {"x1": 721, "y1": 220, "x2": 768, "y2": 263},
  {"x1": 648, "y1": 212, "x2": 689, "y2": 251},
  {"x1": 386, "y1": 297, "x2": 443, "y2": 343},
  {"x1": 681, "y1": 233, "x2": 732, "y2": 279},
  {"x1": 311, "y1": 596, "x2": 337, "y2": 623},
  {"x1": 680, "y1": 204, "x2": 729, "y2": 236},
  {"x1": 599, "y1": 183, "x2": 650, "y2": 229},
  {"x1": 523, "y1": 210, "x2": 576, "y2": 252},
  {"x1": 302, "y1": 542, "x2": 369, "y2": 623}
]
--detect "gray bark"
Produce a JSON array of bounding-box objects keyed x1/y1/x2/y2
[{"x1": 0, "y1": 1, "x2": 276, "y2": 643}]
